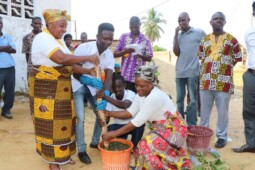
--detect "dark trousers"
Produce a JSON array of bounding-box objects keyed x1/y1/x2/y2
[
  {"x1": 125, "y1": 81, "x2": 137, "y2": 93},
  {"x1": 108, "y1": 123, "x2": 145, "y2": 150},
  {"x1": 0, "y1": 67, "x2": 15, "y2": 113},
  {"x1": 243, "y1": 70, "x2": 255, "y2": 148}
]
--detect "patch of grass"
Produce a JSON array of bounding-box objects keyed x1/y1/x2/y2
[{"x1": 152, "y1": 45, "x2": 167, "y2": 52}]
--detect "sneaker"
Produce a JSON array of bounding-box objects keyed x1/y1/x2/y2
[
  {"x1": 215, "y1": 138, "x2": 227, "y2": 148},
  {"x1": 90, "y1": 143, "x2": 99, "y2": 149},
  {"x1": 1, "y1": 111, "x2": 13, "y2": 119},
  {"x1": 78, "y1": 152, "x2": 91, "y2": 164}
]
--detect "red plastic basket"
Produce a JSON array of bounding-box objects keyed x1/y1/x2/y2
[{"x1": 186, "y1": 126, "x2": 213, "y2": 155}]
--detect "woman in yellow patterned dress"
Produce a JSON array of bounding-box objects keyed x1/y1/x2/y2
[{"x1": 29, "y1": 9, "x2": 100, "y2": 170}]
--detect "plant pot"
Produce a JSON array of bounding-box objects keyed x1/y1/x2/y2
[{"x1": 98, "y1": 138, "x2": 133, "y2": 170}]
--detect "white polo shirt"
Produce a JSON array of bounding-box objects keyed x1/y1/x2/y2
[
  {"x1": 71, "y1": 41, "x2": 115, "y2": 95},
  {"x1": 106, "y1": 90, "x2": 135, "y2": 124}
]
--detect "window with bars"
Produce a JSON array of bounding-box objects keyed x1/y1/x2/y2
[{"x1": 0, "y1": 0, "x2": 34, "y2": 19}]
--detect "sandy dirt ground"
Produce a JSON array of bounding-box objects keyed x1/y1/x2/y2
[{"x1": 0, "y1": 56, "x2": 255, "y2": 170}]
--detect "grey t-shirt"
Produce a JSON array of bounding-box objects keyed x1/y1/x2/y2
[{"x1": 175, "y1": 27, "x2": 206, "y2": 78}]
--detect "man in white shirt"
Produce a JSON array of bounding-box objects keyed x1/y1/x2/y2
[
  {"x1": 105, "y1": 74, "x2": 145, "y2": 150},
  {"x1": 232, "y1": 2, "x2": 255, "y2": 153},
  {"x1": 71, "y1": 23, "x2": 115, "y2": 164}
]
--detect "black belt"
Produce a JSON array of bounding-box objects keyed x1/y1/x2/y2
[{"x1": 248, "y1": 69, "x2": 255, "y2": 74}]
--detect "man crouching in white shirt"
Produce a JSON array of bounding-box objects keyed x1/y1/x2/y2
[{"x1": 100, "y1": 74, "x2": 145, "y2": 151}]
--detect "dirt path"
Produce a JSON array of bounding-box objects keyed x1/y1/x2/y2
[{"x1": 0, "y1": 57, "x2": 254, "y2": 170}]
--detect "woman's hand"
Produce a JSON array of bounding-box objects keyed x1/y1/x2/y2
[
  {"x1": 88, "y1": 67, "x2": 96, "y2": 76},
  {"x1": 104, "y1": 110, "x2": 110, "y2": 117},
  {"x1": 102, "y1": 131, "x2": 116, "y2": 141},
  {"x1": 88, "y1": 54, "x2": 99, "y2": 64}
]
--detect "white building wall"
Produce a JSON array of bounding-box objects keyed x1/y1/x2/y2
[
  {"x1": 1, "y1": 15, "x2": 31, "y2": 93},
  {"x1": 1, "y1": 0, "x2": 71, "y2": 93},
  {"x1": 34, "y1": 0, "x2": 71, "y2": 29}
]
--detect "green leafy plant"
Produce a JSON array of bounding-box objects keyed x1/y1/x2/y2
[
  {"x1": 102, "y1": 141, "x2": 130, "y2": 151},
  {"x1": 193, "y1": 152, "x2": 230, "y2": 170},
  {"x1": 152, "y1": 45, "x2": 166, "y2": 52}
]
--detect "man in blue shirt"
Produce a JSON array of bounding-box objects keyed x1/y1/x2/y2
[
  {"x1": 0, "y1": 16, "x2": 16, "y2": 119},
  {"x1": 173, "y1": 12, "x2": 206, "y2": 126}
]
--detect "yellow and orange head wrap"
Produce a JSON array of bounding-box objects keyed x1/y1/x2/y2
[{"x1": 43, "y1": 9, "x2": 71, "y2": 24}]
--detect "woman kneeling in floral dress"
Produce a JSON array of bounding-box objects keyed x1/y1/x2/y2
[{"x1": 102, "y1": 64, "x2": 190, "y2": 169}]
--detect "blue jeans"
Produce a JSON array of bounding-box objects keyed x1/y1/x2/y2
[
  {"x1": 108, "y1": 123, "x2": 145, "y2": 150},
  {"x1": 176, "y1": 76, "x2": 198, "y2": 125},
  {"x1": 74, "y1": 85, "x2": 101, "y2": 153}
]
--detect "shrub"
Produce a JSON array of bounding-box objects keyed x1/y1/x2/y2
[{"x1": 152, "y1": 45, "x2": 167, "y2": 52}]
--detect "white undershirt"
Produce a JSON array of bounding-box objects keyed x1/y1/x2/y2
[{"x1": 106, "y1": 90, "x2": 135, "y2": 124}]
